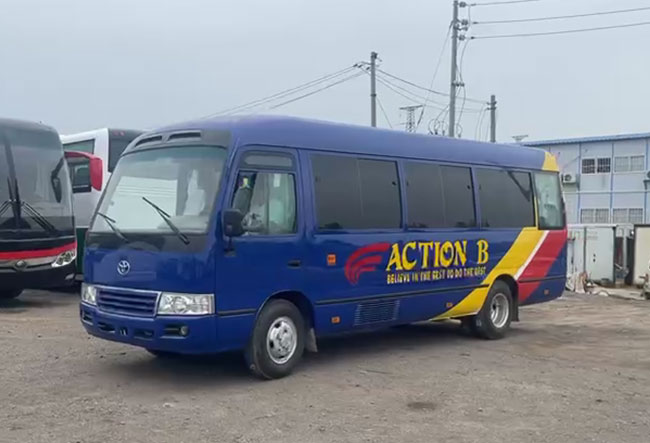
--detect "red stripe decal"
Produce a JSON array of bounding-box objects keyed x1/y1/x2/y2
[
  {"x1": 517, "y1": 230, "x2": 567, "y2": 302},
  {"x1": 0, "y1": 242, "x2": 77, "y2": 260}
]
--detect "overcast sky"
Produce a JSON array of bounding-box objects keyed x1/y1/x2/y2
[{"x1": 1, "y1": 0, "x2": 647, "y2": 142}]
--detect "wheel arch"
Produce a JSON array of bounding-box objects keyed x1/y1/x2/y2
[
  {"x1": 493, "y1": 274, "x2": 519, "y2": 321},
  {"x1": 259, "y1": 290, "x2": 318, "y2": 351}
]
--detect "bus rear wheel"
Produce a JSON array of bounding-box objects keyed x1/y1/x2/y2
[
  {"x1": 464, "y1": 280, "x2": 513, "y2": 340},
  {"x1": 245, "y1": 299, "x2": 305, "y2": 380},
  {"x1": 0, "y1": 289, "x2": 22, "y2": 300}
]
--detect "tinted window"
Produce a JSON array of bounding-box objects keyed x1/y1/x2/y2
[
  {"x1": 405, "y1": 162, "x2": 475, "y2": 228},
  {"x1": 67, "y1": 157, "x2": 91, "y2": 193},
  {"x1": 241, "y1": 153, "x2": 294, "y2": 169},
  {"x1": 440, "y1": 165, "x2": 476, "y2": 228},
  {"x1": 534, "y1": 172, "x2": 565, "y2": 229},
  {"x1": 477, "y1": 168, "x2": 534, "y2": 228},
  {"x1": 311, "y1": 154, "x2": 401, "y2": 230},
  {"x1": 109, "y1": 136, "x2": 138, "y2": 172},
  {"x1": 63, "y1": 139, "x2": 95, "y2": 154}
]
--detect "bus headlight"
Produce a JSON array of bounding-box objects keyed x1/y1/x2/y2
[
  {"x1": 52, "y1": 249, "x2": 77, "y2": 268},
  {"x1": 81, "y1": 283, "x2": 97, "y2": 306},
  {"x1": 156, "y1": 293, "x2": 214, "y2": 316}
]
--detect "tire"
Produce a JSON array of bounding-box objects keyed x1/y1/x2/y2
[
  {"x1": 466, "y1": 280, "x2": 513, "y2": 340},
  {"x1": 0, "y1": 289, "x2": 22, "y2": 300},
  {"x1": 245, "y1": 299, "x2": 305, "y2": 380}
]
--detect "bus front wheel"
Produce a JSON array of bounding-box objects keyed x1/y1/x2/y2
[
  {"x1": 245, "y1": 299, "x2": 305, "y2": 380},
  {"x1": 464, "y1": 281, "x2": 513, "y2": 340},
  {"x1": 0, "y1": 289, "x2": 22, "y2": 300}
]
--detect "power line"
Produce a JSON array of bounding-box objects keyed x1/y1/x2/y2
[
  {"x1": 202, "y1": 65, "x2": 356, "y2": 117},
  {"x1": 471, "y1": 0, "x2": 541, "y2": 6},
  {"x1": 376, "y1": 76, "x2": 482, "y2": 113},
  {"x1": 376, "y1": 96, "x2": 393, "y2": 129},
  {"x1": 377, "y1": 68, "x2": 486, "y2": 104},
  {"x1": 416, "y1": 24, "x2": 453, "y2": 131},
  {"x1": 474, "y1": 6, "x2": 650, "y2": 25},
  {"x1": 472, "y1": 20, "x2": 650, "y2": 39},
  {"x1": 268, "y1": 71, "x2": 364, "y2": 110},
  {"x1": 376, "y1": 74, "x2": 452, "y2": 109}
]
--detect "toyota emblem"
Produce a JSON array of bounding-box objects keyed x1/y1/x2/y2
[{"x1": 117, "y1": 260, "x2": 131, "y2": 276}]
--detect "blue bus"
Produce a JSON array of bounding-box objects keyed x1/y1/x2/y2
[{"x1": 80, "y1": 116, "x2": 567, "y2": 379}]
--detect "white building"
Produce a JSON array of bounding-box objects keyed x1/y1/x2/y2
[{"x1": 526, "y1": 133, "x2": 650, "y2": 225}]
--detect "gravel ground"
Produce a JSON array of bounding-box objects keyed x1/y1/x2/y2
[{"x1": 1, "y1": 290, "x2": 649, "y2": 443}]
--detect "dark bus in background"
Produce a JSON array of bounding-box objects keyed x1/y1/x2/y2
[
  {"x1": 0, "y1": 118, "x2": 76, "y2": 300},
  {"x1": 61, "y1": 128, "x2": 142, "y2": 277}
]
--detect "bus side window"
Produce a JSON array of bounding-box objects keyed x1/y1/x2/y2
[
  {"x1": 231, "y1": 171, "x2": 296, "y2": 235},
  {"x1": 534, "y1": 172, "x2": 565, "y2": 230}
]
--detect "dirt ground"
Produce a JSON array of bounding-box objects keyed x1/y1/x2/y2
[{"x1": 1, "y1": 290, "x2": 649, "y2": 443}]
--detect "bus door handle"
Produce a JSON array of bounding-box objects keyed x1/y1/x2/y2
[{"x1": 287, "y1": 260, "x2": 302, "y2": 268}]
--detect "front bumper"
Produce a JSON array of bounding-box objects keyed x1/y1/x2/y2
[
  {"x1": 80, "y1": 304, "x2": 221, "y2": 354},
  {"x1": 0, "y1": 262, "x2": 75, "y2": 290}
]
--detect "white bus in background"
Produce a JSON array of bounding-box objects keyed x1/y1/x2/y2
[{"x1": 61, "y1": 128, "x2": 142, "y2": 276}]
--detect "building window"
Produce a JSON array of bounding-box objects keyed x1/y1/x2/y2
[
  {"x1": 581, "y1": 159, "x2": 595, "y2": 174},
  {"x1": 594, "y1": 208, "x2": 610, "y2": 223},
  {"x1": 581, "y1": 208, "x2": 610, "y2": 224},
  {"x1": 597, "y1": 158, "x2": 611, "y2": 173},
  {"x1": 580, "y1": 209, "x2": 594, "y2": 224},
  {"x1": 631, "y1": 155, "x2": 645, "y2": 172},
  {"x1": 630, "y1": 208, "x2": 644, "y2": 224},
  {"x1": 612, "y1": 208, "x2": 628, "y2": 223},
  {"x1": 614, "y1": 156, "x2": 630, "y2": 173}
]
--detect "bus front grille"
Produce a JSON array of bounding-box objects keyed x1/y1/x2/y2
[{"x1": 96, "y1": 287, "x2": 159, "y2": 317}]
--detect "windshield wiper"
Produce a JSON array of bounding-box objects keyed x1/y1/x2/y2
[
  {"x1": 141, "y1": 197, "x2": 190, "y2": 245},
  {"x1": 0, "y1": 200, "x2": 11, "y2": 218},
  {"x1": 20, "y1": 201, "x2": 60, "y2": 236},
  {"x1": 95, "y1": 211, "x2": 129, "y2": 242}
]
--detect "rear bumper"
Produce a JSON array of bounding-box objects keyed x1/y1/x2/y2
[
  {"x1": 0, "y1": 262, "x2": 75, "y2": 289},
  {"x1": 79, "y1": 304, "x2": 220, "y2": 354}
]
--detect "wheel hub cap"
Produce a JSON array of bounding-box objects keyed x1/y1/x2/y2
[
  {"x1": 266, "y1": 316, "x2": 297, "y2": 365},
  {"x1": 490, "y1": 293, "x2": 509, "y2": 329}
]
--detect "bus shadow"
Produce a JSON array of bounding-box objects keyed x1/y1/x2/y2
[
  {"x1": 103, "y1": 321, "x2": 484, "y2": 388},
  {"x1": 0, "y1": 289, "x2": 79, "y2": 313},
  {"x1": 103, "y1": 351, "x2": 253, "y2": 389}
]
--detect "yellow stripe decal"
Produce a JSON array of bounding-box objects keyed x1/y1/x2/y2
[
  {"x1": 434, "y1": 227, "x2": 544, "y2": 319},
  {"x1": 542, "y1": 151, "x2": 560, "y2": 172}
]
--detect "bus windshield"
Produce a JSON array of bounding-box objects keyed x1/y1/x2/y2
[
  {"x1": 0, "y1": 126, "x2": 73, "y2": 236},
  {"x1": 90, "y1": 146, "x2": 227, "y2": 235}
]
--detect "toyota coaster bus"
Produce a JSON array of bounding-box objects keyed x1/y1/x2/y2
[
  {"x1": 1, "y1": 118, "x2": 76, "y2": 300},
  {"x1": 80, "y1": 116, "x2": 567, "y2": 379}
]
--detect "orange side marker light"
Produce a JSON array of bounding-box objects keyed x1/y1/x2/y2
[
  {"x1": 327, "y1": 254, "x2": 336, "y2": 266},
  {"x1": 331, "y1": 316, "x2": 341, "y2": 324}
]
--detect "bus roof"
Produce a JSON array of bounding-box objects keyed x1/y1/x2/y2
[
  {"x1": 60, "y1": 128, "x2": 142, "y2": 143},
  {"x1": 141, "y1": 115, "x2": 553, "y2": 171},
  {"x1": 0, "y1": 117, "x2": 57, "y2": 135}
]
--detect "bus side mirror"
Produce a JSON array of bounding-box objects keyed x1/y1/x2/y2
[
  {"x1": 89, "y1": 157, "x2": 103, "y2": 191},
  {"x1": 223, "y1": 209, "x2": 245, "y2": 237}
]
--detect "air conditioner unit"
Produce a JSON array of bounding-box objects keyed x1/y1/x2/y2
[{"x1": 561, "y1": 173, "x2": 578, "y2": 185}]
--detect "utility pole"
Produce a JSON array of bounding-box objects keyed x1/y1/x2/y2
[
  {"x1": 400, "y1": 105, "x2": 424, "y2": 133},
  {"x1": 448, "y1": 1, "x2": 460, "y2": 138},
  {"x1": 370, "y1": 51, "x2": 378, "y2": 127},
  {"x1": 489, "y1": 94, "x2": 497, "y2": 143}
]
